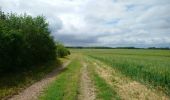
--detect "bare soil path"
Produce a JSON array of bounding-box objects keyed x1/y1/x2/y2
[
  {"x1": 78, "y1": 62, "x2": 96, "y2": 100},
  {"x1": 8, "y1": 61, "x2": 70, "y2": 100}
]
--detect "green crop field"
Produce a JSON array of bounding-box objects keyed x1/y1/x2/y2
[{"x1": 71, "y1": 49, "x2": 170, "y2": 97}]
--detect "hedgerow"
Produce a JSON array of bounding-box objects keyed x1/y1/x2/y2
[{"x1": 0, "y1": 10, "x2": 69, "y2": 71}]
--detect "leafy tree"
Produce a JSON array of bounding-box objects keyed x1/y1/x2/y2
[{"x1": 0, "y1": 10, "x2": 58, "y2": 71}]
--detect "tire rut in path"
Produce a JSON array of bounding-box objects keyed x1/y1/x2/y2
[
  {"x1": 78, "y1": 62, "x2": 96, "y2": 100},
  {"x1": 8, "y1": 61, "x2": 71, "y2": 100}
]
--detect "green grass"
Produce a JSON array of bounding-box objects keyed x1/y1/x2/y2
[
  {"x1": 39, "y1": 58, "x2": 82, "y2": 100},
  {"x1": 92, "y1": 73, "x2": 120, "y2": 100},
  {"x1": 80, "y1": 49, "x2": 170, "y2": 95},
  {"x1": 86, "y1": 57, "x2": 120, "y2": 100},
  {"x1": 0, "y1": 59, "x2": 62, "y2": 99}
]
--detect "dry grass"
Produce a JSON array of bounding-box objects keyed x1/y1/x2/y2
[{"x1": 91, "y1": 58, "x2": 169, "y2": 100}]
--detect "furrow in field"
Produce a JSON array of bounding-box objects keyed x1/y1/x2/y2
[{"x1": 92, "y1": 58, "x2": 169, "y2": 100}]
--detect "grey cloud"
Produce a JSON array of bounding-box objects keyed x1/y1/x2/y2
[
  {"x1": 53, "y1": 33, "x2": 99, "y2": 46},
  {"x1": 0, "y1": 0, "x2": 170, "y2": 47}
]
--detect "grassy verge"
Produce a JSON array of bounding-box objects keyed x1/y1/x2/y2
[
  {"x1": 86, "y1": 57, "x2": 120, "y2": 100},
  {"x1": 0, "y1": 58, "x2": 63, "y2": 99},
  {"x1": 39, "y1": 58, "x2": 82, "y2": 100}
]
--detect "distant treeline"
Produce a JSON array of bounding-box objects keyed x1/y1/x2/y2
[
  {"x1": 0, "y1": 10, "x2": 70, "y2": 71},
  {"x1": 67, "y1": 46, "x2": 170, "y2": 50},
  {"x1": 147, "y1": 47, "x2": 170, "y2": 50},
  {"x1": 67, "y1": 46, "x2": 113, "y2": 49}
]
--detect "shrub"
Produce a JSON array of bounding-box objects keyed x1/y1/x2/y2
[
  {"x1": 0, "y1": 10, "x2": 56, "y2": 71},
  {"x1": 56, "y1": 42, "x2": 70, "y2": 58}
]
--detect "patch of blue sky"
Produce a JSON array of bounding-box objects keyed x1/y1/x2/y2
[
  {"x1": 104, "y1": 19, "x2": 120, "y2": 25},
  {"x1": 126, "y1": 4, "x2": 136, "y2": 11}
]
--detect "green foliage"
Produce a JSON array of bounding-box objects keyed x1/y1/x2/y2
[
  {"x1": 0, "y1": 10, "x2": 56, "y2": 71},
  {"x1": 56, "y1": 42, "x2": 70, "y2": 58},
  {"x1": 0, "y1": 10, "x2": 70, "y2": 98}
]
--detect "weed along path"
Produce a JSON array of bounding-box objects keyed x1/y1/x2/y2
[
  {"x1": 78, "y1": 62, "x2": 96, "y2": 100},
  {"x1": 9, "y1": 60, "x2": 71, "y2": 100},
  {"x1": 89, "y1": 57, "x2": 169, "y2": 100}
]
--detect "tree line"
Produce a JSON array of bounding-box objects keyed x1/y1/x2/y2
[
  {"x1": 67, "y1": 46, "x2": 170, "y2": 50},
  {"x1": 0, "y1": 10, "x2": 70, "y2": 71}
]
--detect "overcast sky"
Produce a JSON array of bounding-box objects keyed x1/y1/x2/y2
[{"x1": 0, "y1": 0, "x2": 170, "y2": 47}]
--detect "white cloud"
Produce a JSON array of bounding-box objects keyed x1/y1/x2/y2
[{"x1": 0, "y1": 0, "x2": 170, "y2": 47}]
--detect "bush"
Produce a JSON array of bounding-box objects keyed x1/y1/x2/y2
[
  {"x1": 0, "y1": 10, "x2": 56, "y2": 71},
  {"x1": 56, "y1": 42, "x2": 70, "y2": 58}
]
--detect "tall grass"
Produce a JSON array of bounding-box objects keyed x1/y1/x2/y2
[{"x1": 87, "y1": 49, "x2": 170, "y2": 95}]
